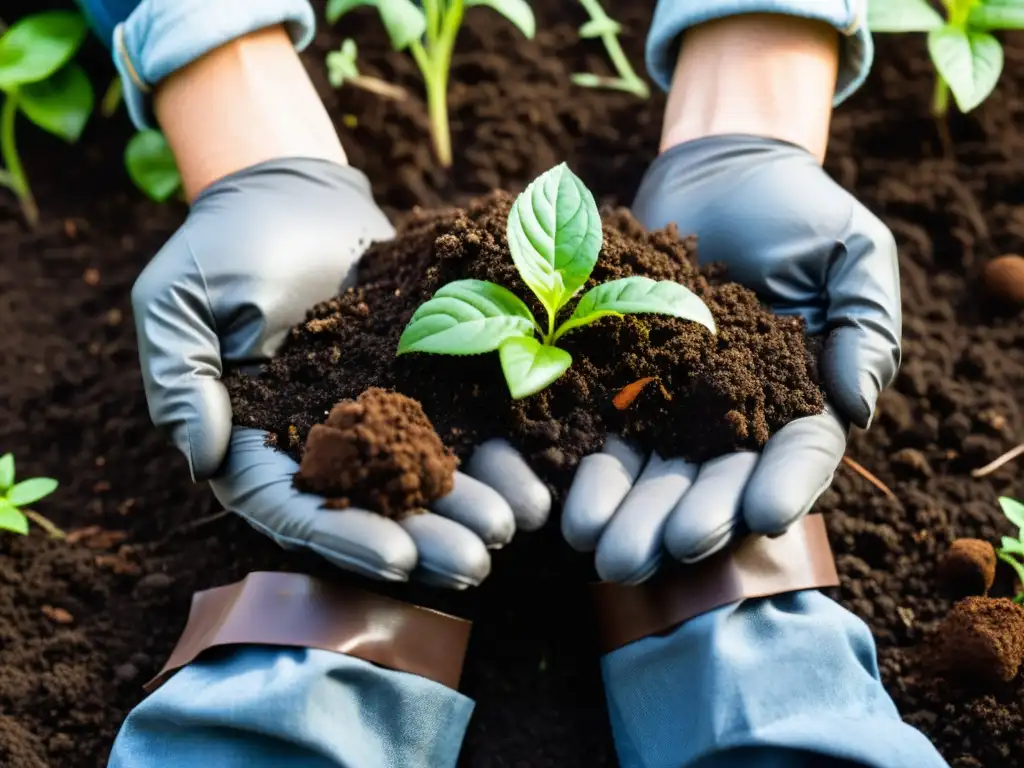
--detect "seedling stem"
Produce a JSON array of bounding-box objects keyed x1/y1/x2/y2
[
  {"x1": 572, "y1": 0, "x2": 649, "y2": 98},
  {"x1": 0, "y1": 93, "x2": 38, "y2": 226},
  {"x1": 410, "y1": 0, "x2": 463, "y2": 166}
]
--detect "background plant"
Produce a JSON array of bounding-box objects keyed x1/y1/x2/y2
[
  {"x1": 996, "y1": 495, "x2": 1024, "y2": 602},
  {"x1": 124, "y1": 129, "x2": 182, "y2": 202},
  {"x1": 397, "y1": 163, "x2": 716, "y2": 398},
  {"x1": 327, "y1": 38, "x2": 409, "y2": 101},
  {"x1": 326, "y1": 0, "x2": 536, "y2": 167},
  {"x1": 570, "y1": 0, "x2": 648, "y2": 98},
  {"x1": 0, "y1": 453, "x2": 61, "y2": 538},
  {"x1": 0, "y1": 10, "x2": 94, "y2": 226},
  {"x1": 868, "y1": 0, "x2": 1022, "y2": 116}
]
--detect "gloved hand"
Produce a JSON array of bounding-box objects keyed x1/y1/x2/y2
[
  {"x1": 132, "y1": 158, "x2": 551, "y2": 589},
  {"x1": 562, "y1": 135, "x2": 900, "y2": 584}
]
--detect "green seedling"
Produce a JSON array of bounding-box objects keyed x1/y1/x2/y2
[
  {"x1": 0, "y1": 11, "x2": 94, "y2": 226},
  {"x1": 0, "y1": 453, "x2": 62, "y2": 538},
  {"x1": 397, "y1": 163, "x2": 716, "y2": 399},
  {"x1": 125, "y1": 129, "x2": 182, "y2": 202},
  {"x1": 570, "y1": 0, "x2": 649, "y2": 98},
  {"x1": 996, "y1": 496, "x2": 1024, "y2": 603},
  {"x1": 868, "y1": 0, "x2": 1023, "y2": 116},
  {"x1": 328, "y1": 38, "x2": 409, "y2": 101},
  {"x1": 326, "y1": 0, "x2": 536, "y2": 167}
]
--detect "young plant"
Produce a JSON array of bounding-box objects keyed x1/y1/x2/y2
[
  {"x1": 570, "y1": 0, "x2": 649, "y2": 98},
  {"x1": 0, "y1": 453, "x2": 62, "y2": 538},
  {"x1": 0, "y1": 11, "x2": 94, "y2": 226},
  {"x1": 996, "y1": 495, "x2": 1024, "y2": 603},
  {"x1": 327, "y1": 38, "x2": 409, "y2": 101},
  {"x1": 397, "y1": 163, "x2": 716, "y2": 399},
  {"x1": 124, "y1": 129, "x2": 182, "y2": 203},
  {"x1": 326, "y1": 0, "x2": 536, "y2": 167},
  {"x1": 868, "y1": 0, "x2": 1022, "y2": 116}
]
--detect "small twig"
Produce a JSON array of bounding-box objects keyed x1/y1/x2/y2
[
  {"x1": 841, "y1": 456, "x2": 899, "y2": 503},
  {"x1": 24, "y1": 509, "x2": 65, "y2": 539},
  {"x1": 149, "y1": 509, "x2": 230, "y2": 550},
  {"x1": 349, "y1": 75, "x2": 408, "y2": 101},
  {"x1": 972, "y1": 442, "x2": 1024, "y2": 478}
]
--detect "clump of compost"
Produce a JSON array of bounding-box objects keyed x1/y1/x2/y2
[
  {"x1": 293, "y1": 388, "x2": 457, "y2": 518},
  {"x1": 938, "y1": 538, "x2": 997, "y2": 597},
  {"x1": 932, "y1": 597, "x2": 1024, "y2": 685},
  {"x1": 228, "y1": 189, "x2": 824, "y2": 493}
]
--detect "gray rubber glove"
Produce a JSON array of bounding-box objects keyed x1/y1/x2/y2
[
  {"x1": 562, "y1": 135, "x2": 900, "y2": 584},
  {"x1": 131, "y1": 158, "x2": 551, "y2": 589}
]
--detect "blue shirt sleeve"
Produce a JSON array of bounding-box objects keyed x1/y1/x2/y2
[{"x1": 645, "y1": 0, "x2": 872, "y2": 106}]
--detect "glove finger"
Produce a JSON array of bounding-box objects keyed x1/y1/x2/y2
[
  {"x1": 664, "y1": 452, "x2": 759, "y2": 564},
  {"x1": 595, "y1": 454, "x2": 698, "y2": 585},
  {"x1": 210, "y1": 427, "x2": 417, "y2": 581},
  {"x1": 131, "y1": 234, "x2": 233, "y2": 481},
  {"x1": 742, "y1": 405, "x2": 847, "y2": 536},
  {"x1": 466, "y1": 439, "x2": 551, "y2": 532},
  {"x1": 823, "y1": 211, "x2": 901, "y2": 428},
  {"x1": 430, "y1": 471, "x2": 516, "y2": 549},
  {"x1": 399, "y1": 513, "x2": 491, "y2": 589},
  {"x1": 562, "y1": 435, "x2": 645, "y2": 552}
]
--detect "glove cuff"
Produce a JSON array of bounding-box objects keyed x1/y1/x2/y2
[
  {"x1": 591, "y1": 514, "x2": 838, "y2": 654},
  {"x1": 645, "y1": 0, "x2": 872, "y2": 106},
  {"x1": 146, "y1": 571, "x2": 472, "y2": 692},
  {"x1": 112, "y1": 0, "x2": 316, "y2": 130}
]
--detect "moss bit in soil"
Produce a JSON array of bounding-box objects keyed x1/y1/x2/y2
[
  {"x1": 293, "y1": 388, "x2": 458, "y2": 518},
  {"x1": 932, "y1": 597, "x2": 1024, "y2": 685},
  {"x1": 227, "y1": 193, "x2": 824, "y2": 488},
  {"x1": 937, "y1": 538, "x2": 997, "y2": 597}
]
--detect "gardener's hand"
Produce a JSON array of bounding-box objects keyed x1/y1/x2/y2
[
  {"x1": 561, "y1": 134, "x2": 900, "y2": 584},
  {"x1": 132, "y1": 158, "x2": 551, "y2": 588}
]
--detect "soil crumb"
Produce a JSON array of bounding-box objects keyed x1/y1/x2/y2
[
  {"x1": 293, "y1": 388, "x2": 457, "y2": 517},
  {"x1": 937, "y1": 538, "x2": 997, "y2": 597},
  {"x1": 932, "y1": 597, "x2": 1024, "y2": 685},
  {"x1": 228, "y1": 193, "x2": 823, "y2": 490}
]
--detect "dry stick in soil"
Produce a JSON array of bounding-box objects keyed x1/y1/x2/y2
[
  {"x1": 972, "y1": 441, "x2": 1024, "y2": 478},
  {"x1": 840, "y1": 455, "x2": 899, "y2": 504}
]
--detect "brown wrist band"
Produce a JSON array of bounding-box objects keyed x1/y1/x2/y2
[
  {"x1": 591, "y1": 513, "x2": 839, "y2": 654},
  {"x1": 145, "y1": 571, "x2": 471, "y2": 692}
]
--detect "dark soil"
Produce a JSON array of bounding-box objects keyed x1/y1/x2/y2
[
  {"x1": 931, "y1": 597, "x2": 1024, "y2": 685},
  {"x1": 293, "y1": 388, "x2": 457, "y2": 517},
  {"x1": 1, "y1": 1, "x2": 1023, "y2": 767},
  {"x1": 937, "y1": 538, "x2": 997, "y2": 598},
  {"x1": 228, "y1": 194, "x2": 823, "y2": 487}
]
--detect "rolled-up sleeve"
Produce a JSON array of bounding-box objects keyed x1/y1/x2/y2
[{"x1": 646, "y1": 0, "x2": 872, "y2": 106}]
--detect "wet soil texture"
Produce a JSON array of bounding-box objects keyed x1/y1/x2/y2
[{"x1": 1, "y1": 1, "x2": 1022, "y2": 766}]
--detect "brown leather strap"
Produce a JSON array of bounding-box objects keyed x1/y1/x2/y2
[
  {"x1": 591, "y1": 514, "x2": 839, "y2": 654},
  {"x1": 145, "y1": 571, "x2": 471, "y2": 692}
]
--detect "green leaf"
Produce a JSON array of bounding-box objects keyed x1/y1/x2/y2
[
  {"x1": 0, "y1": 454, "x2": 13, "y2": 492},
  {"x1": 0, "y1": 11, "x2": 87, "y2": 89},
  {"x1": 0, "y1": 500, "x2": 28, "y2": 535},
  {"x1": 6, "y1": 477, "x2": 58, "y2": 507},
  {"x1": 125, "y1": 130, "x2": 182, "y2": 202},
  {"x1": 397, "y1": 279, "x2": 537, "y2": 355},
  {"x1": 498, "y1": 336, "x2": 573, "y2": 399},
  {"x1": 969, "y1": 0, "x2": 1024, "y2": 30},
  {"x1": 928, "y1": 26, "x2": 1004, "y2": 112},
  {"x1": 867, "y1": 0, "x2": 945, "y2": 31},
  {"x1": 554, "y1": 276, "x2": 716, "y2": 341},
  {"x1": 579, "y1": 17, "x2": 622, "y2": 37},
  {"x1": 507, "y1": 163, "x2": 602, "y2": 318},
  {"x1": 998, "y1": 550, "x2": 1024, "y2": 592},
  {"x1": 466, "y1": 0, "x2": 536, "y2": 38},
  {"x1": 1001, "y1": 537, "x2": 1024, "y2": 555},
  {"x1": 327, "y1": 39, "x2": 360, "y2": 87},
  {"x1": 17, "y1": 62, "x2": 93, "y2": 142},
  {"x1": 999, "y1": 496, "x2": 1024, "y2": 533},
  {"x1": 325, "y1": 0, "x2": 426, "y2": 50}
]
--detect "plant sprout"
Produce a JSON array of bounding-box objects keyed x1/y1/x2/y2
[
  {"x1": 996, "y1": 496, "x2": 1024, "y2": 603},
  {"x1": 397, "y1": 163, "x2": 716, "y2": 399},
  {"x1": 0, "y1": 11, "x2": 94, "y2": 226},
  {"x1": 0, "y1": 453, "x2": 62, "y2": 538},
  {"x1": 327, "y1": 38, "x2": 409, "y2": 101},
  {"x1": 124, "y1": 129, "x2": 182, "y2": 202},
  {"x1": 868, "y1": 0, "x2": 1021, "y2": 116},
  {"x1": 570, "y1": 0, "x2": 648, "y2": 98},
  {"x1": 326, "y1": 0, "x2": 536, "y2": 167}
]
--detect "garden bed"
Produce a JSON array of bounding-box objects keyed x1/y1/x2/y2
[{"x1": 1, "y1": 2, "x2": 1022, "y2": 766}]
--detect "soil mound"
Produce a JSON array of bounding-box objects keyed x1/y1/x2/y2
[
  {"x1": 933, "y1": 597, "x2": 1024, "y2": 685},
  {"x1": 937, "y1": 538, "x2": 997, "y2": 597}
]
